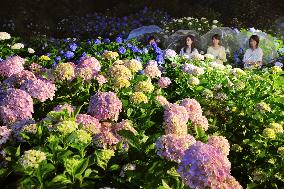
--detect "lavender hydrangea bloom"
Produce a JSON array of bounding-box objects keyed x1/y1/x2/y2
[
  {"x1": 0, "y1": 88, "x2": 34, "y2": 124},
  {"x1": 156, "y1": 134, "x2": 196, "y2": 163},
  {"x1": 87, "y1": 92, "x2": 122, "y2": 121},
  {"x1": 178, "y1": 141, "x2": 231, "y2": 189},
  {"x1": 3, "y1": 70, "x2": 36, "y2": 87}
]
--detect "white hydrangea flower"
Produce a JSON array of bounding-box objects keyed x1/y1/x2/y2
[
  {"x1": 11, "y1": 43, "x2": 24, "y2": 50},
  {"x1": 0, "y1": 32, "x2": 11, "y2": 40},
  {"x1": 212, "y1": 20, "x2": 219, "y2": 24},
  {"x1": 212, "y1": 25, "x2": 217, "y2": 28},
  {"x1": 28, "y1": 48, "x2": 35, "y2": 54},
  {"x1": 20, "y1": 150, "x2": 46, "y2": 169}
]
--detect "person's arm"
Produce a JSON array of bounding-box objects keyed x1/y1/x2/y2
[
  {"x1": 192, "y1": 48, "x2": 199, "y2": 55},
  {"x1": 218, "y1": 47, "x2": 227, "y2": 62},
  {"x1": 243, "y1": 49, "x2": 252, "y2": 65}
]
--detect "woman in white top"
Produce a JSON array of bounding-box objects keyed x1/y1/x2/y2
[
  {"x1": 179, "y1": 35, "x2": 199, "y2": 59},
  {"x1": 207, "y1": 34, "x2": 227, "y2": 64},
  {"x1": 243, "y1": 35, "x2": 263, "y2": 68}
]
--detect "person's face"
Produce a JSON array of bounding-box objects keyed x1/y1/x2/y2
[
  {"x1": 250, "y1": 39, "x2": 257, "y2": 49},
  {"x1": 186, "y1": 37, "x2": 193, "y2": 46},
  {"x1": 212, "y1": 38, "x2": 220, "y2": 46}
]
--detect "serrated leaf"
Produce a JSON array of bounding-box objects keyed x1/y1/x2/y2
[{"x1": 75, "y1": 158, "x2": 89, "y2": 176}]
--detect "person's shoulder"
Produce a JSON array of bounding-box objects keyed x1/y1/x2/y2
[
  {"x1": 245, "y1": 48, "x2": 251, "y2": 53},
  {"x1": 220, "y1": 46, "x2": 226, "y2": 50},
  {"x1": 207, "y1": 46, "x2": 213, "y2": 50}
]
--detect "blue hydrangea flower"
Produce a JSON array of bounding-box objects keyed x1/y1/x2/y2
[
  {"x1": 130, "y1": 46, "x2": 139, "y2": 53},
  {"x1": 138, "y1": 70, "x2": 145, "y2": 75},
  {"x1": 81, "y1": 52, "x2": 87, "y2": 57},
  {"x1": 64, "y1": 51, "x2": 74, "y2": 60},
  {"x1": 0, "y1": 58, "x2": 3, "y2": 62},
  {"x1": 69, "y1": 43, "x2": 78, "y2": 52},
  {"x1": 104, "y1": 38, "x2": 111, "y2": 44},
  {"x1": 52, "y1": 61, "x2": 58, "y2": 68},
  {"x1": 135, "y1": 57, "x2": 141, "y2": 61},
  {"x1": 115, "y1": 37, "x2": 123, "y2": 44},
  {"x1": 55, "y1": 56, "x2": 61, "y2": 62},
  {"x1": 118, "y1": 47, "x2": 126, "y2": 54},
  {"x1": 156, "y1": 54, "x2": 165, "y2": 64},
  {"x1": 60, "y1": 50, "x2": 64, "y2": 54},
  {"x1": 126, "y1": 43, "x2": 132, "y2": 48},
  {"x1": 94, "y1": 39, "x2": 101, "y2": 44},
  {"x1": 46, "y1": 53, "x2": 51, "y2": 57}
]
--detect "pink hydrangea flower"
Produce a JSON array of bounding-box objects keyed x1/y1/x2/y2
[
  {"x1": 20, "y1": 78, "x2": 56, "y2": 102},
  {"x1": 207, "y1": 135, "x2": 230, "y2": 156},
  {"x1": 0, "y1": 56, "x2": 25, "y2": 77},
  {"x1": 180, "y1": 98, "x2": 203, "y2": 122},
  {"x1": 156, "y1": 134, "x2": 196, "y2": 163},
  {"x1": 158, "y1": 77, "x2": 172, "y2": 88},
  {"x1": 77, "y1": 56, "x2": 101, "y2": 75},
  {"x1": 163, "y1": 103, "x2": 189, "y2": 135},
  {"x1": 0, "y1": 88, "x2": 34, "y2": 124},
  {"x1": 0, "y1": 126, "x2": 12, "y2": 146},
  {"x1": 87, "y1": 92, "x2": 122, "y2": 121},
  {"x1": 76, "y1": 114, "x2": 101, "y2": 135}
]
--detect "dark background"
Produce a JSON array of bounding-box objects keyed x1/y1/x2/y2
[{"x1": 0, "y1": 0, "x2": 283, "y2": 37}]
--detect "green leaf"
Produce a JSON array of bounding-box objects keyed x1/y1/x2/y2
[
  {"x1": 109, "y1": 164, "x2": 120, "y2": 171},
  {"x1": 51, "y1": 174, "x2": 72, "y2": 184},
  {"x1": 83, "y1": 169, "x2": 92, "y2": 178},
  {"x1": 75, "y1": 158, "x2": 89, "y2": 176},
  {"x1": 117, "y1": 130, "x2": 139, "y2": 149},
  {"x1": 16, "y1": 145, "x2": 21, "y2": 157},
  {"x1": 127, "y1": 108, "x2": 133, "y2": 117}
]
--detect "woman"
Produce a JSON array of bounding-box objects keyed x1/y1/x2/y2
[
  {"x1": 243, "y1": 35, "x2": 263, "y2": 68},
  {"x1": 179, "y1": 35, "x2": 199, "y2": 59},
  {"x1": 207, "y1": 34, "x2": 227, "y2": 64}
]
